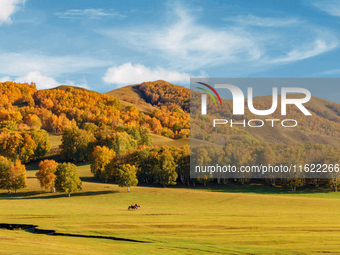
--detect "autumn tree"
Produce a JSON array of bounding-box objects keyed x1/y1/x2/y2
[
  {"x1": 328, "y1": 178, "x2": 340, "y2": 192},
  {"x1": 82, "y1": 122, "x2": 98, "y2": 133},
  {"x1": 29, "y1": 129, "x2": 51, "y2": 159},
  {"x1": 9, "y1": 160, "x2": 27, "y2": 193},
  {"x1": 95, "y1": 127, "x2": 137, "y2": 155},
  {"x1": 116, "y1": 164, "x2": 138, "y2": 192},
  {"x1": 0, "y1": 120, "x2": 17, "y2": 131},
  {"x1": 60, "y1": 127, "x2": 96, "y2": 162},
  {"x1": 0, "y1": 156, "x2": 12, "y2": 193},
  {"x1": 0, "y1": 130, "x2": 22, "y2": 161},
  {"x1": 19, "y1": 133, "x2": 37, "y2": 163},
  {"x1": 0, "y1": 156, "x2": 26, "y2": 193},
  {"x1": 156, "y1": 149, "x2": 177, "y2": 187},
  {"x1": 55, "y1": 162, "x2": 82, "y2": 197},
  {"x1": 198, "y1": 176, "x2": 213, "y2": 186},
  {"x1": 0, "y1": 130, "x2": 37, "y2": 163},
  {"x1": 174, "y1": 146, "x2": 190, "y2": 185},
  {"x1": 36, "y1": 160, "x2": 59, "y2": 193},
  {"x1": 116, "y1": 126, "x2": 153, "y2": 146},
  {"x1": 134, "y1": 147, "x2": 153, "y2": 183},
  {"x1": 91, "y1": 146, "x2": 115, "y2": 182},
  {"x1": 0, "y1": 109, "x2": 23, "y2": 124},
  {"x1": 24, "y1": 114, "x2": 42, "y2": 129},
  {"x1": 140, "y1": 81, "x2": 190, "y2": 112}
]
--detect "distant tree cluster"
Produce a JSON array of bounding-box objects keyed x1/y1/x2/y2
[
  {"x1": 0, "y1": 129, "x2": 50, "y2": 164},
  {"x1": 0, "y1": 128, "x2": 51, "y2": 163},
  {"x1": 119, "y1": 104, "x2": 190, "y2": 139},
  {"x1": 60, "y1": 125, "x2": 153, "y2": 162},
  {"x1": 33, "y1": 88, "x2": 121, "y2": 129},
  {"x1": 36, "y1": 160, "x2": 82, "y2": 196},
  {"x1": 140, "y1": 81, "x2": 190, "y2": 112},
  {"x1": 191, "y1": 138, "x2": 340, "y2": 191},
  {"x1": 90, "y1": 145, "x2": 189, "y2": 188}
]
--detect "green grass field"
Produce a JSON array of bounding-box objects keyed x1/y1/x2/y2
[
  {"x1": 48, "y1": 134, "x2": 62, "y2": 149},
  {"x1": 1, "y1": 161, "x2": 340, "y2": 254}
]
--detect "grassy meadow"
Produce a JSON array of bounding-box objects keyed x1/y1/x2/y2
[{"x1": 1, "y1": 159, "x2": 340, "y2": 254}]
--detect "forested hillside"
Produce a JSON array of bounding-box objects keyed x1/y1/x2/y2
[
  {"x1": 2, "y1": 80, "x2": 340, "y2": 193},
  {"x1": 0, "y1": 81, "x2": 190, "y2": 192}
]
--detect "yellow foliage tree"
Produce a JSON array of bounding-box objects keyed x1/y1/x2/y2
[{"x1": 36, "y1": 160, "x2": 59, "y2": 193}]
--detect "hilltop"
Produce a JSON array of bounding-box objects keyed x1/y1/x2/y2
[{"x1": 52, "y1": 85, "x2": 96, "y2": 93}]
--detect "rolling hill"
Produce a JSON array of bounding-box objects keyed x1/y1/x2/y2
[{"x1": 45, "y1": 81, "x2": 340, "y2": 149}]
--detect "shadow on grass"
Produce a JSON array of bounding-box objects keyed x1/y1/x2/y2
[
  {"x1": 25, "y1": 155, "x2": 64, "y2": 171},
  {"x1": 0, "y1": 190, "x2": 118, "y2": 200},
  {"x1": 170, "y1": 180, "x2": 334, "y2": 195},
  {"x1": 80, "y1": 176, "x2": 107, "y2": 184}
]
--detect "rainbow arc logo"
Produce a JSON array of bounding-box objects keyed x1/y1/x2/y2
[{"x1": 197, "y1": 82, "x2": 222, "y2": 115}]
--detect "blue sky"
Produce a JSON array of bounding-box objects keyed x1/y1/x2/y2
[{"x1": 1, "y1": 0, "x2": 340, "y2": 92}]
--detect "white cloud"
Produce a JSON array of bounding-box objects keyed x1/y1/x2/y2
[
  {"x1": 15, "y1": 71, "x2": 59, "y2": 89},
  {"x1": 99, "y1": 4, "x2": 338, "y2": 71},
  {"x1": 227, "y1": 14, "x2": 300, "y2": 27},
  {"x1": 319, "y1": 68, "x2": 340, "y2": 76},
  {"x1": 0, "y1": 0, "x2": 25, "y2": 25},
  {"x1": 103, "y1": 62, "x2": 191, "y2": 87},
  {"x1": 101, "y1": 5, "x2": 262, "y2": 71},
  {"x1": 0, "y1": 52, "x2": 112, "y2": 77},
  {"x1": 270, "y1": 38, "x2": 338, "y2": 63},
  {"x1": 312, "y1": 0, "x2": 340, "y2": 17},
  {"x1": 56, "y1": 8, "x2": 124, "y2": 19}
]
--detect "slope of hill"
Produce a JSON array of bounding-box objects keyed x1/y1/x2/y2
[
  {"x1": 151, "y1": 133, "x2": 189, "y2": 147},
  {"x1": 105, "y1": 84, "x2": 146, "y2": 102},
  {"x1": 105, "y1": 84, "x2": 157, "y2": 113},
  {"x1": 244, "y1": 94, "x2": 340, "y2": 146},
  {"x1": 103, "y1": 81, "x2": 340, "y2": 149}
]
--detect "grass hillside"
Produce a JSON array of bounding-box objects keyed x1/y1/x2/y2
[
  {"x1": 105, "y1": 84, "x2": 146, "y2": 102},
  {"x1": 2, "y1": 161, "x2": 340, "y2": 254},
  {"x1": 46, "y1": 133, "x2": 189, "y2": 149},
  {"x1": 105, "y1": 84, "x2": 157, "y2": 113},
  {"x1": 151, "y1": 133, "x2": 189, "y2": 147},
  {"x1": 239, "y1": 94, "x2": 340, "y2": 147},
  {"x1": 242, "y1": 124, "x2": 340, "y2": 146}
]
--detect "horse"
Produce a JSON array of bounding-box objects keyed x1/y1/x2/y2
[{"x1": 128, "y1": 205, "x2": 141, "y2": 210}]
